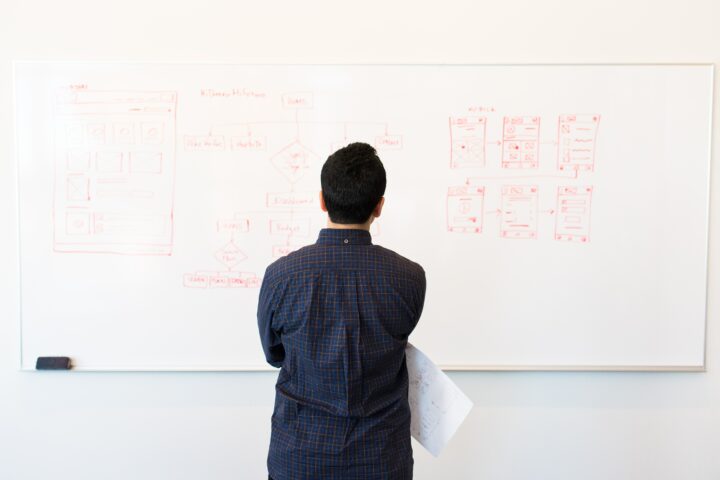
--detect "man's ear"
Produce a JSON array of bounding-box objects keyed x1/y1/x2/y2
[
  {"x1": 373, "y1": 197, "x2": 385, "y2": 218},
  {"x1": 319, "y1": 191, "x2": 328, "y2": 212}
]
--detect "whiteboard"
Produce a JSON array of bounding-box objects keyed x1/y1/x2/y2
[{"x1": 15, "y1": 63, "x2": 713, "y2": 371}]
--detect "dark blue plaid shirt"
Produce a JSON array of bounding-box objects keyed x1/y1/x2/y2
[{"x1": 258, "y1": 228, "x2": 426, "y2": 480}]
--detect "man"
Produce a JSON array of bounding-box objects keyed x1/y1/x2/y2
[{"x1": 257, "y1": 142, "x2": 426, "y2": 480}]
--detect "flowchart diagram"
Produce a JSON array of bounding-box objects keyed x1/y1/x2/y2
[
  {"x1": 51, "y1": 85, "x2": 395, "y2": 289},
  {"x1": 446, "y1": 113, "x2": 600, "y2": 242},
  {"x1": 180, "y1": 91, "x2": 395, "y2": 288}
]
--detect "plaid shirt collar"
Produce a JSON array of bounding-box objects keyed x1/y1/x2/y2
[{"x1": 316, "y1": 228, "x2": 373, "y2": 246}]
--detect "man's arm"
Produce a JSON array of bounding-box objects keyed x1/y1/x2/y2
[
  {"x1": 410, "y1": 266, "x2": 427, "y2": 332},
  {"x1": 257, "y1": 271, "x2": 285, "y2": 368}
]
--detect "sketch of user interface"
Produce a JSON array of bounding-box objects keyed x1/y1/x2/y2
[
  {"x1": 500, "y1": 185, "x2": 539, "y2": 239},
  {"x1": 502, "y1": 116, "x2": 540, "y2": 169},
  {"x1": 446, "y1": 186, "x2": 485, "y2": 233},
  {"x1": 555, "y1": 186, "x2": 593, "y2": 242},
  {"x1": 449, "y1": 117, "x2": 487, "y2": 168},
  {"x1": 557, "y1": 114, "x2": 600, "y2": 171},
  {"x1": 54, "y1": 90, "x2": 177, "y2": 255}
]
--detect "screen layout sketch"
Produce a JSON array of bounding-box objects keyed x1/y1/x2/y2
[{"x1": 53, "y1": 89, "x2": 177, "y2": 255}]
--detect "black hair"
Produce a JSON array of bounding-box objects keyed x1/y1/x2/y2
[{"x1": 321, "y1": 142, "x2": 386, "y2": 224}]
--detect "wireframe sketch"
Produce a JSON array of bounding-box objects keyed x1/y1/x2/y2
[
  {"x1": 557, "y1": 114, "x2": 600, "y2": 171},
  {"x1": 53, "y1": 89, "x2": 177, "y2": 255},
  {"x1": 500, "y1": 185, "x2": 539, "y2": 239},
  {"x1": 447, "y1": 186, "x2": 485, "y2": 233},
  {"x1": 449, "y1": 117, "x2": 487, "y2": 169},
  {"x1": 502, "y1": 116, "x2": 540, "y2": 169},
  {"x1": 554, "y1": 186, "x2": 593, "y2": 242}
]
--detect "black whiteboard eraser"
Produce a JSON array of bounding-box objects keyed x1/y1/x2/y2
[{"x1": 36, "y1": 357, "x2": 72, "y2": 370}]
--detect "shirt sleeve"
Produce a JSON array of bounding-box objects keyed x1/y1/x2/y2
[
  {"x1": 257, "y1": 270, "x2": 285, "y2": 368},
  {"x1": 410, "y1": 266, "x2": 427, "y2": 332}
]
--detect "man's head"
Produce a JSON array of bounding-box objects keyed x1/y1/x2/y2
[{"x1": 320, "y1": 142, "x2": 386, "y2": 225}]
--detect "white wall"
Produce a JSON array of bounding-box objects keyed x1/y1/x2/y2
[{"x1": 1, "y1": 1, "x2": 718, "y2": 478}]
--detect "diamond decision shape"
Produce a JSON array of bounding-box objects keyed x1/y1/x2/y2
[
  {"x1": 215, "y1": 241, "x2": 247, "y2": 269},
  {"x1": 270, "y1": 141, "x2": 317, "y2": 183}
]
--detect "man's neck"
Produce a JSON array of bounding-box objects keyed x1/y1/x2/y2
[{"x1": 326, "y1": 218, "x2": 373, "y2": 231}]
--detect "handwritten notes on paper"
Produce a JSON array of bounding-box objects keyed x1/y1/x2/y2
[{"x1": 406, "y1": 343, "x2": 474, "y2": 456}]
